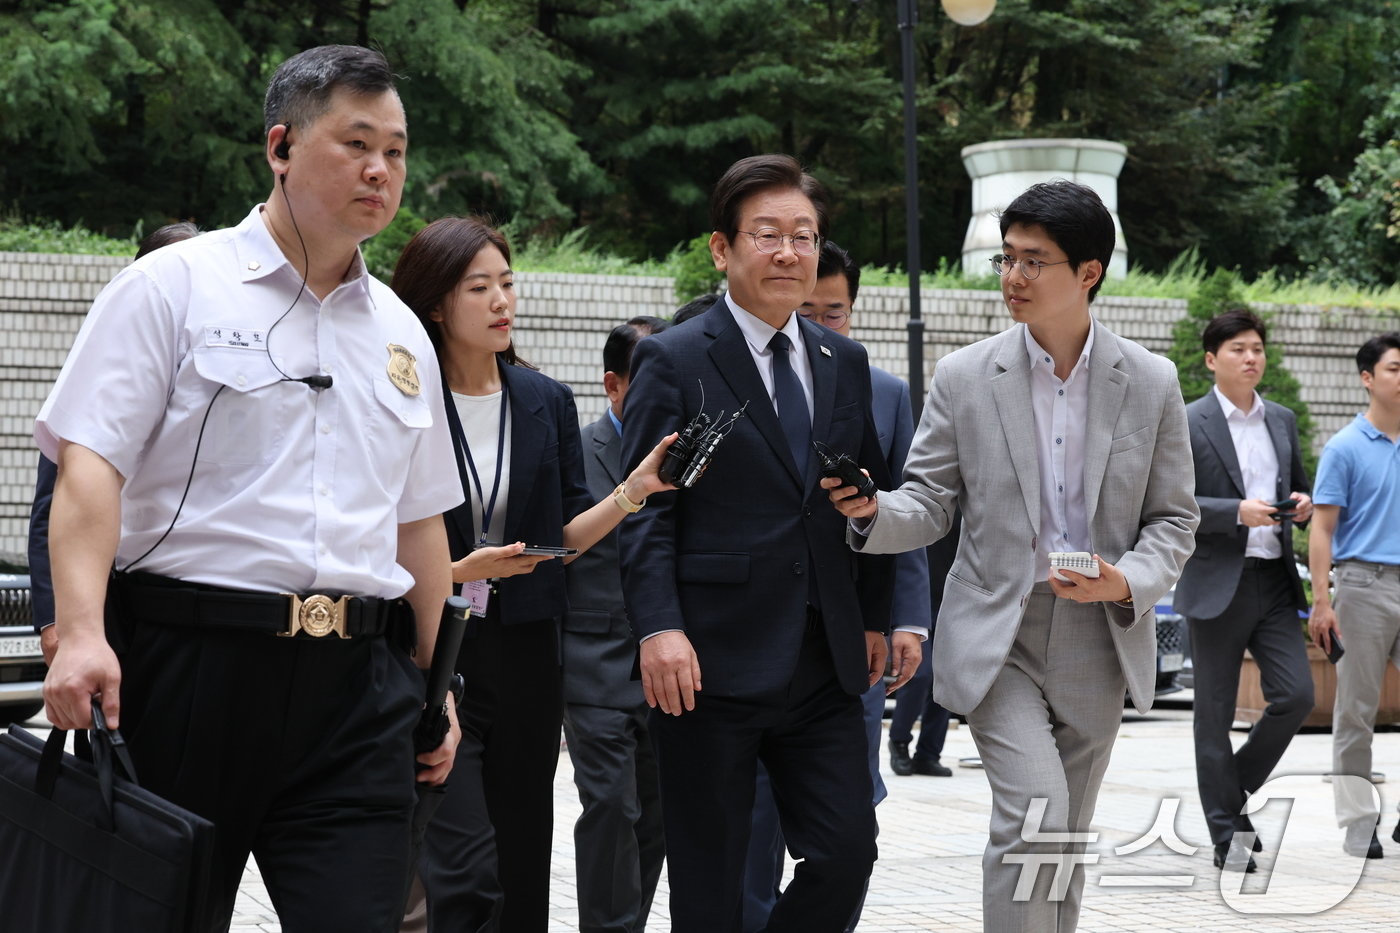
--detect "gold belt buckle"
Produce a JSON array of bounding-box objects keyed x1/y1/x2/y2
[{"x1": 281, "y1": 593, "x2": 351, "y2": 638}]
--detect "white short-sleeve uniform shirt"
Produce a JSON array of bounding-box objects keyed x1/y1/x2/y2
[{"x1": 35, "y1": 205, "x2": 463, "y2": 598}]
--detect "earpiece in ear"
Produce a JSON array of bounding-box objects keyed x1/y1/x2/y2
[{"x1": 273, "y1": 122, "x2": 292, "y2": 161}]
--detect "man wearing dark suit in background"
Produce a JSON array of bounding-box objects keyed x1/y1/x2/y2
[
  {"x1": 1175, "y1": 309, "x2": 1314, "y2": 872},
  {"x1": 739, "y1": 241, "x2": 930, "y2": 933},
  {"x1": 619, "y1": 154, "x2": 898, "y2": 933},
  {"x1": 563, "y1": 316, "x2": 670, "y2": 933}
]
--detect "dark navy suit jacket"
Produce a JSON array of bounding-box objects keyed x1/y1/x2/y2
[
  {"x1": 442, "y1": 360, "x2": 593, "y2": 626},
  {"x1": 618, "y1": 300, "x2": 893, "y2": 699}
]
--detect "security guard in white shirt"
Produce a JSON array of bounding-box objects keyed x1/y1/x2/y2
[{"x1": 36, "y1": 45, "x2": 464, "y2": 933}]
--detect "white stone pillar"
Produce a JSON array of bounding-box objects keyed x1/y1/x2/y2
[{"x1": 960, "y1": 138, "x2": 1128, "y2": 277}]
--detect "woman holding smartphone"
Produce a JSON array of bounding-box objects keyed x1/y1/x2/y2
[{"x1": 391, "y1": 217, "x2": 674, "y2": 932}]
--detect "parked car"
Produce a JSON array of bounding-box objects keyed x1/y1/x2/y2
[
  {"x1": 0, "y1": 569, "x2": 44, "y2": 725},
  {"x1": 1154, "y1": 595, "x2": 1186, "y2": 695}
]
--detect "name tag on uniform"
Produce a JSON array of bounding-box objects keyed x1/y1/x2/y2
[
  {"x1": 204, "y1": 325, "x2": 268, "y2": 350},
  {"x1": 463, "y1": 579, "x2": 490, "y2": 618}
]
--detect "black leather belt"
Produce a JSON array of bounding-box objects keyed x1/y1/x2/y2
[
  {"x1": 1242, "y1": 557, "x2": 1285, "y2": 569},
  {"x1": 111, "y1": 572, "x2": 402, "y2": 639}
]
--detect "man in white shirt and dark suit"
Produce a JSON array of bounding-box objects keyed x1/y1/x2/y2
[
  {"x1": 827, "y1": 181, "x2": 1199, "y2": 933},
  {"x1": 1173, "y1": 309, "x2": 1313, "y2": 873},
  {"x1": 619, "y1": 154, "x2": 901, "y2": 933}
]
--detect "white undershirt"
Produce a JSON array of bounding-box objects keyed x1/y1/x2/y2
[
  {"x1": 452, "y1": 390, "x2": 512, "y2": 547},
  {"x1": 1025, "y1": 325, "x2": 1094, "y2": 581},
  {"x1": 1213, "y1": 385, "x2": 1281, "y2": 559}
]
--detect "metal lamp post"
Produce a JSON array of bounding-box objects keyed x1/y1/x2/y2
[{"x1": 900, "y1": 0, "x2": 996, "y2": 416}]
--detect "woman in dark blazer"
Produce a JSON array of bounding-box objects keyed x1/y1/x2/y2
[{"x1": 391, "y1": 217, "x2": 672, "y2": 932}]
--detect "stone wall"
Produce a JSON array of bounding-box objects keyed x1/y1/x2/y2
[{"x1": 2, "y1": 250, "x2": 1395, "y2": 556}]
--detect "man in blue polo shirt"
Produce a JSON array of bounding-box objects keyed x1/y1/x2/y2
[{"x1": 1309, "y1": 332, "x2": 1400, "y2": 859}]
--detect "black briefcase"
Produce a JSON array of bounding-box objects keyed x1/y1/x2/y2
[{"x1": 0, "y1": 703, "x2": 215, "y2": 932}]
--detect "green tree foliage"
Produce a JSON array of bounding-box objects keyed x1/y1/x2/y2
[
  {"x1": 541, "y1": 0, "x2": 901, "y2": 260},
  {"x1": 3, "y1": 0, "x2": 1399, "y2": 291},
  {"x1": 372, "y1": 0, "x2": 603, "y2": 233},
  {"x1": 361, "y1": 204, "x2": 426, "y2": 281},
  {"x1": 0, "y1": 0, "x2": 601, "y2": 237},
  {"x1": 906, "y1": 1, "x2": 1299, "y2": 275},
  {"x1": 0, "y1": 0, "x2": 260, "y2": 233},
  {"x1": 670, "y1": 234, "x2": 723, "y2": 305},
  {"x1": 1296, "y1": 87, "x2": 1400, "y2": 287},
  {"x1": 1168, "y1": 268, "x2": 1317, "y2": 473}
]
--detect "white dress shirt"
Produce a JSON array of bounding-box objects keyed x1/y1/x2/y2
[
  {"x1": 1212, "y1": 385, "x2": 1282, "y2": 559},
  {"x1": 725, "y1": 292, "x2": 815, "y2": 422},
  {"x1": 1025, "y1": 325, "x2": 1094, "y2": 582},
  {"x1": 724, "y1": 295, "x2": 924, "y2": 640},
  {"x1": 641, "y1": 295, "x2": 821, "y2": 644},
  {"x1": 35, "y1": 205, "x2": 463, "y2": 598}
]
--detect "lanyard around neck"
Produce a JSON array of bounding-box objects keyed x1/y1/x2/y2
[{"x1": 445, "y1": 376, "x2": 509, "y2": 545}]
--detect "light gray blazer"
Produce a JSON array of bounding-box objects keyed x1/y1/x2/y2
[{"x1": 852, "y1": 321, "x2": 1199, "y2": 714}]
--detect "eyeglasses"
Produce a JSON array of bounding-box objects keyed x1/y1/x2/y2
[
  {"x1": 989, "y1": 255, "x2": 1070, "y2": 279},
  {"x1": 737, "y1": 228, "x2": 821, "y2": 256},
  {"x1": 798, "y1": 309, "x2": 850, "y2": 328}
]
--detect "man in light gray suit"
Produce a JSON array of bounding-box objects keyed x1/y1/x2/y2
[
  {"x1": 563, "y1": 316, "x2": 670, "y2": 933},
  {"x1": 826, "y1": 181, "x2": 1198, "y2": 933},
  {"x1": 1174, "y1": 309, "x2": 1313, "y2": 873}
]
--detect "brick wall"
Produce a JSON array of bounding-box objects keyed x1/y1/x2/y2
[{"x1": 2, "y1": 250, "x2": 1394, "y2": 556}]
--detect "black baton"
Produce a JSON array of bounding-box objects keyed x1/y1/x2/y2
[{"x1": 414, "y1": 595, "x2": 470, "y2": 755}]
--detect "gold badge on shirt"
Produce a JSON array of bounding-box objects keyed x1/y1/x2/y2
[{"x1": 386, "y1": 343, "x2": 421, "y2": 396}]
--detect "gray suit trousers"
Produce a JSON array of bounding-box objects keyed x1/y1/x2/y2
[
  {"x1": 563, "y1": 703, "x2": 665, "y2": 933},
  {"x1": 965, "y1": 585, "x2": 1125, "y2": 933}
]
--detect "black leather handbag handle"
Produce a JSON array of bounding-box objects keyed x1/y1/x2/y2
[{"x1": 33, "y1": 699, "x2": 141, "y2": 833}]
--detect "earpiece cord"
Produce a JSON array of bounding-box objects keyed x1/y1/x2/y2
[
  {"x1": 117, "y1": 384, "x2": 228, "y2": 574},
  {"x1": 117, "y1": 175, "x2": 315, "y2": 573},
  {"x1": 264, "y1": 174, "x2": 311, "y2": 383}
]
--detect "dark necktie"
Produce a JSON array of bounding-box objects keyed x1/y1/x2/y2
[{"x1": 769, "y1": 332, "x2": 810, "y2": 475}]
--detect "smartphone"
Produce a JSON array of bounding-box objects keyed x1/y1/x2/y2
[
  {"x1": 1325, "y1": 631, "x2": 1345, "y2": 664},
  {"x1": 1269, "y1": 498, "x2": 1297, "y2": 520},
  {"x1": 520, "y1": 545, "x2": 578, "y2": 557}
]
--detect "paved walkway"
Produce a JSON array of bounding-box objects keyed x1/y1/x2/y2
[
  {"x1": 211, "y1": 695, "x2": 1400, "y2": 932},
  {"x1": 26, "y1": 698, "x2": 1392, "y2": 932}
]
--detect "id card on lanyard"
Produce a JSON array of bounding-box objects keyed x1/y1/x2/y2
[{"x1": 446, "y1": 380, "x2": 508, "y2": 618}]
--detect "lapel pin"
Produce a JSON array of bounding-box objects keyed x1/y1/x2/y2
[{"x1": 820, "y1": 345, "x2": 832, "y2": 357}]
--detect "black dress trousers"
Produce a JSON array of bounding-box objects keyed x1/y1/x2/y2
[
  {"x1": 114, "y1": 613, "x2": 422, "y2": 933},
  {"x1": 651, "y1": 622, "x2": 877, "y2": 933},
  {"x1": 1189, "y1": 558, "x2": 1314, "y2": 846},
  {"x1": 421, "y1": 600, "x2": 563, "y2": 933}
]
